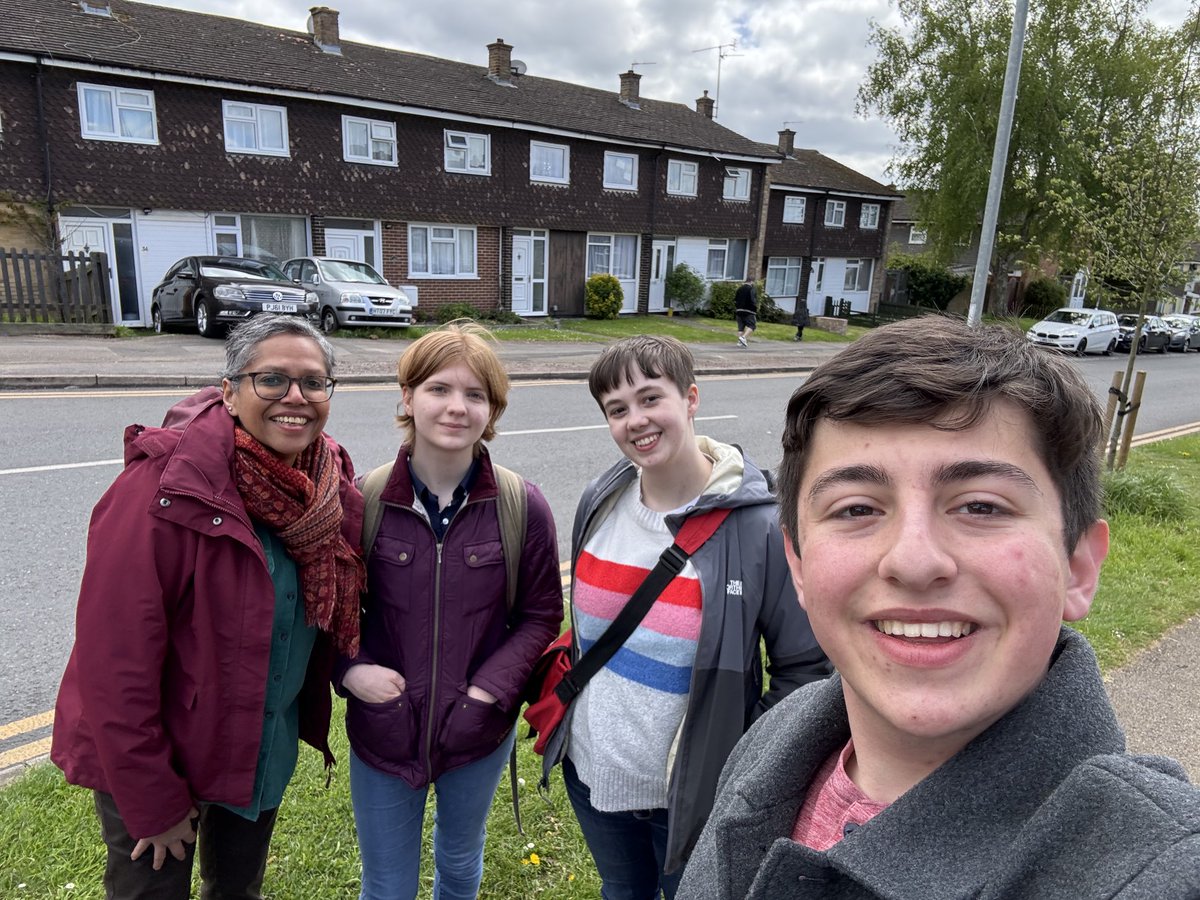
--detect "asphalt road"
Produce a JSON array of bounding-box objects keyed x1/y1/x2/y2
[{"x1": 2, "y1": 352, "x2": 1199, "y2": 777}]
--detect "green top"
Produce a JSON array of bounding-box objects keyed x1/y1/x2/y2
[{"x1": 220, "y1": 523, "x2": 318, "y2": 820}]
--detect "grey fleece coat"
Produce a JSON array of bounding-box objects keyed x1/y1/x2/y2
[
  {"x1": 543, "y1": 440, "x2": 832, "y2": 874},
  {"x1": 679, "y1": 627, "x2": 1200, "y2": 899}
]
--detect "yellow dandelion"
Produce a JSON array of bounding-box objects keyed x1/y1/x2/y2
[
  {"x1": 521, "y1": 857, "x2": 531, "y2": 866},
  {"x1": 530, "y1": 852, "x2": 541, "y2": 865}
]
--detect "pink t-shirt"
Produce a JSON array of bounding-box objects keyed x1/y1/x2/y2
[{"x1": 792, "y1": 741, "x2": 889, "y2": 851}]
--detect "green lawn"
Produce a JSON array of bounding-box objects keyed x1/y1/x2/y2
[{"x1": 4, "y1": 437, "x2": 1198, "y2": 898}]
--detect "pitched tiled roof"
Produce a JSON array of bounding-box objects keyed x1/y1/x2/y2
[
  {"x1": 764, "y1": 146, "x2": 902, "y2": 198},
  {"x1": 5, "y1": 0, "x2": 775, "y2": 159}
]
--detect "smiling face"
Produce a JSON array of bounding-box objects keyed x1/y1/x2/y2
[
  {"x1": 401, "y1": 361, "x2": 491, "y2": 465},
  {"x1": 221, "y1": 333, "x2": 331, "y2": 466},
  {"x1": 598, "y1": 369, "x2": 698, "y2": 473},
  {"x1": 784, "y1": 401, "x2": 1109, "y2": 767}
]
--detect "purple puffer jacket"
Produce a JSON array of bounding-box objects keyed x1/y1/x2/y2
[{"x1": 337, "y1": 445, "x2": 563, "y2": 788}]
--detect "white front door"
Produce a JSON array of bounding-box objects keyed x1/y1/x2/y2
[
  {"x1": 649, "y1": 241, "x2": 675, "y2": 312},
  {"x1": 325, "y1": 231, "x2": 363, "y2": 261},
  {"x1": 60, "y1": 220, "x2": 127, "y2": 323},
  {"x1": 511, "y1": 236, "x2": 532, "y2": 315}
]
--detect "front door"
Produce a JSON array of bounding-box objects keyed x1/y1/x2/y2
[
  {"x1": 61, "y1": 219, "x2": 145, "y2": 324},
  {"x1": 649, "y1": 240, "x2": 675, "y2": 312},
  {"x1": 325, "y1": 228, "x2": 379, "y2": 269},
  {"x1": 511, "y1": 236, "x2": 532, "y2": 314}
]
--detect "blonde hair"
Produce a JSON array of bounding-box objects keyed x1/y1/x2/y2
[{"x1": 396, "y1": 319, "x2": 510, "y2": 446}]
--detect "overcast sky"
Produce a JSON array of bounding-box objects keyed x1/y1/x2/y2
[{"x1": 146, "y1": 0, "x2": 1195, "y2": 185}]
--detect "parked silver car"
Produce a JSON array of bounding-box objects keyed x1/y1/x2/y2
[
  {"x1": 1163, "y1": 314, "x2": 1200, "y2": 351},
  {"x1": 281, "y1": 257, "x2": 414, "y2": 333}
]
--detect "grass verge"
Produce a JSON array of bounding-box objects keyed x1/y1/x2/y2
[{"x1": 3, "y1": 437, "x2": 1197, "y2": 898}]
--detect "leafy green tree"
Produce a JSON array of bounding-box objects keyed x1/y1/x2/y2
[
  {"x1": 887, "y1": 250, "x2": 969, "y2": 309},
  {"x1": 859, "y1": 0, "x2": 1198, "y2": 310}
]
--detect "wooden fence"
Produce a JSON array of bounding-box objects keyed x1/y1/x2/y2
[{"x1": 0, "y1": 248, "x2": 112, "y2": 324}]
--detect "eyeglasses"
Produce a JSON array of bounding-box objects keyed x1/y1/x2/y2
[{"x1": 232, "y1": 371, "x2": 336, "y2": 402}]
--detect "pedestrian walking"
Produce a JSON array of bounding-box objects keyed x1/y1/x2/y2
[
  {"x1": 734, "y1": 279, "x2": 757, "y2": 347},
  {"x1": 792, "y1": 304, "x2": 810, "y2": 342},
  {"x1": 52, "y1": 315, "x2": 366, "y2": 900}
]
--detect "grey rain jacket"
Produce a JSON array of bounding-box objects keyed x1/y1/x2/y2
[
  {"x1": 679, "y1": 626, "x2": 1200, "y2": 899},
  {"x1": 543, "y1": 440, "x2": 832, "y2": 874}
]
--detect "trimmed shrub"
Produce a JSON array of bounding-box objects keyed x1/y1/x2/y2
[
  {"x1": 585, "y1": 273, "x2": 623, "y2": 319},
  {"x1": 1023, "y1": 278, "x2": 1069, "y2": 319},
  {"x1": 434, "y1": 301, "x2": 482, "y2": 323},
  {"x1": 1103, "y1": 468, "x2": 1191, "y2": 523},
  {"x1": 888, "y1": 251, "x2": 969, "y2": 309},
  {"x1": 706, "y1": 281, "x2": 739, "y2": 320},
  {"x1": 755, "y1": 279, "x2": 787, "y2": 324},
  {"x1": 664, "y1": 263, "x2": 706, "y2": 314}
]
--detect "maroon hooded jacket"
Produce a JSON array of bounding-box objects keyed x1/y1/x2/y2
[{"x1": 51, "y1": 387, "x2": 363, "y2": 839}]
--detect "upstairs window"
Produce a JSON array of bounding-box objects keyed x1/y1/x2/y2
[
  {"x1": 667, "y1": 159, "x2": 699, "y2": 197},
  {"x1": 909, "y1": 226, "x2": 928, "y2": 244},
  {"x1": 445, "y1": 130, "x2": 490, "y2": 175},
  {"x1": 723, "y1": 167, "x2": 751, "y2": 201},
  {"x1": 530, "y1": 141, "x2": 570, "y2": 184},
  {"x1": 223, "y1": 101, "x2": 289, "y2": 156},
  {"x1": 603, "y1": 151, "x2": 638, "y2": 191},
  {"x1": 824, "y1": 200, "x2": 846, "y2": 227},
  {"x1": 859, "y1": 203, "x2": 880, "y2": 229},
  {"x1": 783, "y1": 196, "x2": 806, "y2": 223},
  {"x1": 343, "y1": 116, "x2": 396, "y2": 166},
  {"x1": 78, "y1": 84, "x2": 157, "y2": 144}
]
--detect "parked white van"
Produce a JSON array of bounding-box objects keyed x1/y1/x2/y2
[{"x1": 1026, "y1": 307, "x2": 1119, "y2": 356}]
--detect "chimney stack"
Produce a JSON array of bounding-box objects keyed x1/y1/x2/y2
[
  {"x1": 619, "y1": 70, "x2": 642, "y2": 109},
  {"x1": 488, "y1": 38, "x2": 514, "y2": 84},
  {"x1": 308, "y1": 7, "x2": 341, "y2": 54},
  {"x1": 778, "y1": 128, "x2": 795, "y2": 157},
  {"x1": 695, "y1": 90, "x2": 714, "y2": 119}
]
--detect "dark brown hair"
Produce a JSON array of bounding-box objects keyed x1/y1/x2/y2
[
  {"x1": 588, "y1": 334, "x2": 695, "y2": 406},
  {"x1": 778, "y1": 316, "x2": 1103, "y2": 553}
]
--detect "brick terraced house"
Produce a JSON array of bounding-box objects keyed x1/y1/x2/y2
[
  {"x1": 0, "y1": 0, "x2": 894, "y2": 326},
  {"x1": 758, "y1": 130, "x2": 902, "y2": 318}
]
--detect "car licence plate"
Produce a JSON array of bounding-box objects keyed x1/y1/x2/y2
[
  {"x1": 369, "y1": 307, "x2": 399, "y2": 317},
  {"x1": 262, "y1": 302, "x2": 298, "y2": 313}
]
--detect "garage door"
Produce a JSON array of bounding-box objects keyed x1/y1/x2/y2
[{"x1": 136, "y1": 211, "x2": 210, "y2": 318}]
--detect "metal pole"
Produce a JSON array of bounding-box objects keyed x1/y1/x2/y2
[{"x1": 966, "y1": 0, "x2": 1029, "y2": 326}]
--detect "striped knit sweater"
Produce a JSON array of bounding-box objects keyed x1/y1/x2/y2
[{"x1": 567, "y1": 478, "x2": 705, "y2": 812}]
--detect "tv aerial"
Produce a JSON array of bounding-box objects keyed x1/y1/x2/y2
[{"x1": 692, "y1": 41, "x2": 742, "y2": 120}]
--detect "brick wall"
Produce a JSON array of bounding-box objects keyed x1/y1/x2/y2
[
  {"x1": 379, "y1": 221, "x2": 501, "y2": 319},
  {"x1": 0, "y1": 63, "x2": 49, "y2": 206}
]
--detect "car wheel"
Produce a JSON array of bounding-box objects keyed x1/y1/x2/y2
[
  {"x1": 1075, "y1": 338, "x2": 1088, "y2": 357},
  {"x1": 321, "y1": 307, "x2": 339, "y2": 335},
  {"x1": 151, "y1": 306, "x2": 164, "y2": 334},
  {"x1": 196, "y1": 299, "x2": 219, "y2": 339},
  {"x1": 1103, "y1": 338, "x2": 1114, "y2": 356},
  {"x1": 1159, "y1": 339, "x2": 1169, "y2": 354}
]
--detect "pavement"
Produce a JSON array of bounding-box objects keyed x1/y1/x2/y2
[{"x1": 0, "y1": 329, "x2": 1196, "y2": 786}]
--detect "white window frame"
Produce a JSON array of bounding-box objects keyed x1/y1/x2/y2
[
  {"x1": 222, "y1": 100, "x2": 289, "y2": 157},
  {"x1": 603, "y1": 151, "x2": 638, "y2": 191},
  {"x1": 667, "y1": 159, "x2": 699, "y2": 197},
  {"x1": 77, "y1": 83, "x2": 158, "y2": 144},
  {"x1": 824, "y1": 200, "x2": 846, "y2": 227},
  {"x1": 844, "y1": 258, "x2": 873, "y2": 293},
  {"x1": 705, "y1": 238, "x2": 748, "y2": 281},
  {"x1": 530, "y1": 140, "x2": 570, "y2": 185},
  {"x1": 811, "y1": 257, "x2": 826, "y2": 293},
  {"x1": 342, "y1": 115, "x2": 396, "y2": 166},
  {"x1": 909, "y1": 226, "x2": 929, "y2": 245},
  {"x1": 766, "y1": 257, "x2": 803, "y2": 297},
  {"x1": 444, "y1": 130, "x2": 491, "y2": 176},
  {"x1": 783, "y1": 196, "x2": 806, "y2": 223},
  {"x1": 859, "y1": 203, "x2": 880, "y2": 229},
  {"x1": 723, "y1": 167, "x2": 751, "y2": 201},
  {"x1": 587, "y1": 233, "x2": 639, "y2": 280},
  {"x1": 408, "y1": 224, "x2": 478, "y2": 279}
]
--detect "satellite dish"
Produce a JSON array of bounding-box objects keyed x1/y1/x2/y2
[{"x1": 511, "y1": 59, "x2": 528, "y2": 76}]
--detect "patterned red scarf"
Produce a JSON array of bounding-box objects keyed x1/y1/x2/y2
[{"x1": 233, "y1": 427, "x2": 365, "y2": 656}]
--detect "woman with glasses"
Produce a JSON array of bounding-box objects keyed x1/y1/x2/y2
[
  {"x1": 52, "y1": 314, "x2": 366, "y2": 900},
  {"x1": 336, "y1": 321, "x2": 563, "y2": 900}
]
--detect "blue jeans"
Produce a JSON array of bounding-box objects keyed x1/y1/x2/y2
[
  {"x1": 562, "y1": 757, "x2": 682, "y2": 900},
  {"x1": 349, "y1": 729, "x2": 514, "y2": 900}
]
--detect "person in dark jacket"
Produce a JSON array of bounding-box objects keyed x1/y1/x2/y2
[
  {"x1": 337, "y1": 321, "x2": 563, "y2": 900},
  {"x1": 734, "y1": 279, "x2": 757, "y2": 347},
  {"x1": 679, "y1": 317, "x2": 1200, "y2": 898},
  {"x1": 52, "y1": 315, "x2": 366, "y2": 900},
  {"x1": 544, "y1": 335, "x2": 830, "y2": 899},
  {"x1": 792, "y1": 304, "x2": 810, "y2": 342}
]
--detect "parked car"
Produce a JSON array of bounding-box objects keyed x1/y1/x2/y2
[
  {"x1": 281, "y1": 257, "x2": 414, "y2": 333},
  {"x1": 1115, "y1": 314, "x2": 1172, "y2": 354},
  {"x1": 1026, "y1": 307, "x2": 1119, "y2": 356},
  {"x1": 1162, "y1": 314, "x2": 1200, "y2": 351},
  {"x1": 151, "y1": 256, "x2": 318, "y2": 338}
]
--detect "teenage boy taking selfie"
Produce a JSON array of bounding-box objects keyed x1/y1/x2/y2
[{"x1": 680, "y1": 316, "x2": 1200, "y2": 899}]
